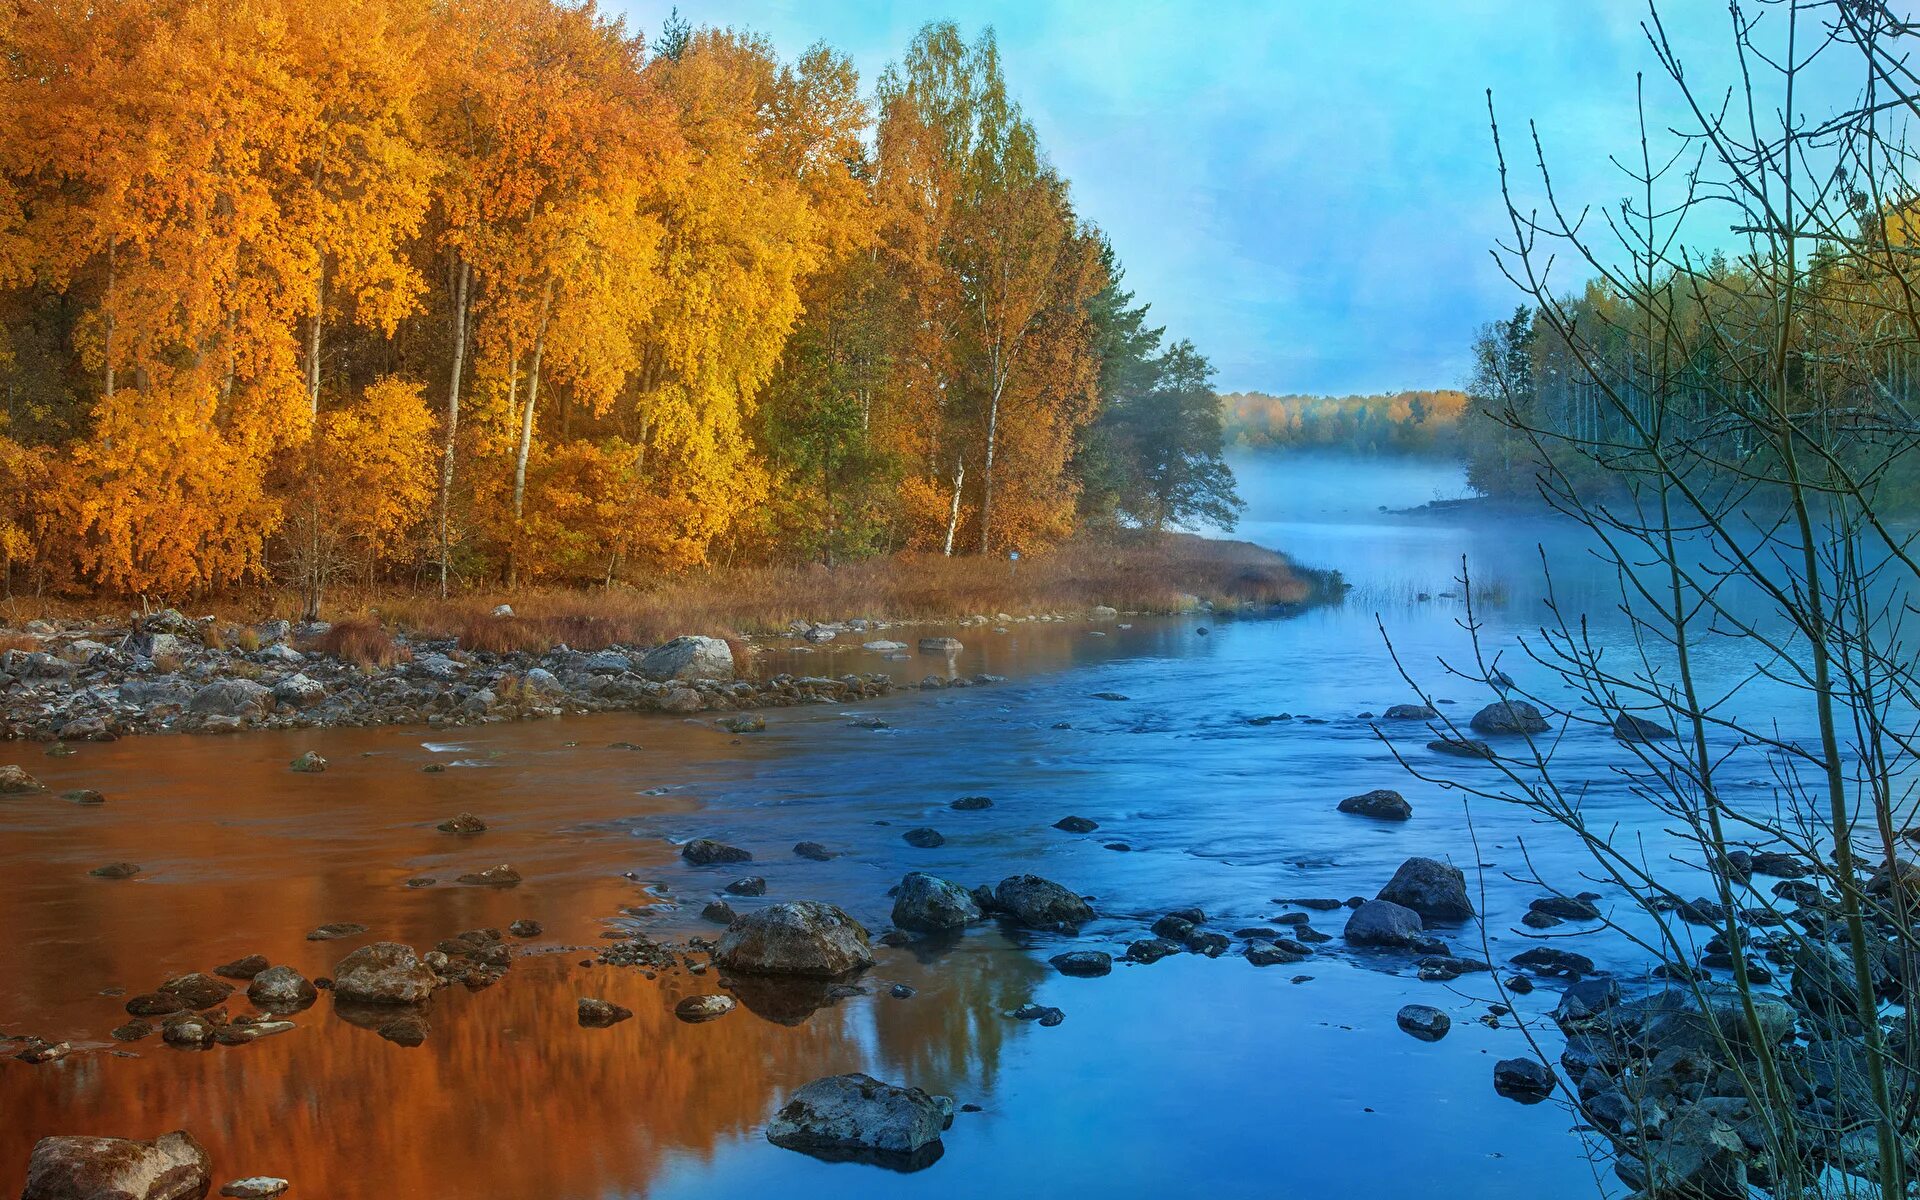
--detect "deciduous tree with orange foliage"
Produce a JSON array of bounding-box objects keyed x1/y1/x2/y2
[{"x1": 0, "y1": 4, "x2": 1242, "y2": 605}]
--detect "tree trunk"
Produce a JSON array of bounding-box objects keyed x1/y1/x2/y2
[
  {"x1": 306, "y1": 266, "x2": 324, "y2": 419},
  {"x1": 942, "y1": 457, "x2": 966, "y2": 557},
  {"x1": 438, "y1": 257, "x2": 471, "y2": 599},
  {"x1": 977, "y1": 375, "x2": 1004, "y2": 554},
  {"x1": 508, "y1": 283, "x2": 553, "y2": 590},
  {"x1": 103, "y1": 234, "x2": 116, "y2": 400}
]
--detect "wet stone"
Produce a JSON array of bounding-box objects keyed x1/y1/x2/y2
[
  {"x1": 1053, "y1": 815, "x2": 1099, "y2": 833},
  {"x1": 1049, "y1": 951, "x2": 1113, "y2": 977},
  {"x1": 902, "y1": 827, "x2": 945, "y2": 848},
  {"x1": 674, "y1": 995, "x2": 736, "y2": 1023},
  {"x1": 214, "y1": 955, "x2": 270, "y2": 980},
  {"x1": 1397, "y1": 1004, "x2": 1451, "y2": 1040},
  {"x1": 306, "y1": 922, "x2": 368, "y2": 941},
  {"x1": 724, "y1": 876, "x2": 767, "y2": 897},
  {"x1": 793, "y1": 842, "x2": 834, "y2": 861},
  {"x1": 682, "y1": 838, "x2": 752, "y2": 866},
  {"x1": 578, "y1": 998, "x2": 633, "y2": 1027},
  {"x1": 88, "y1": 862, "x2": 141, "y2": 879},
  {"x1": 455, "y1": 864, "x2": 521, "y2": 886}
]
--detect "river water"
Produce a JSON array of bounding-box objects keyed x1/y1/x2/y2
[{"x1": 1, "y1": 450, "x2": 1783, "y2": 1198}]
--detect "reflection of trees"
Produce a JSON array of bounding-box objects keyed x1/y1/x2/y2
[
  {"x1": 0, "y1": 955, "x2": 870, "y2": 1198},
  {"x1": 866, "y1": 928, "x2": 1050, "y2": 1099}
]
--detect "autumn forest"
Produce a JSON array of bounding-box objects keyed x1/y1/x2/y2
[{"x1": 0, "y1": 1, "x2": 1242, "y2": 608}]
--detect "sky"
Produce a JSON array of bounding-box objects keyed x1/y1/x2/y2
[{"x1": 614, "y1": 2, "x2": 1863, "y2": 395}]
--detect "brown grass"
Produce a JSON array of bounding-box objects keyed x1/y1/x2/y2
[
  {"x1": 310, "y1": 615, "x2": 413, "y2": 668},
  {"x1": 369, "y1": 533, "x2": 1331, "y2": 650},
  {"x1": 0, "y1": 632, "x2": 40, "y2": 653},
  {"x1": 0, "y1": 533, "x2": 1337, "y2": 652}
]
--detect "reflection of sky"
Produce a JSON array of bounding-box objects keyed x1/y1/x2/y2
[{"x1": 618, "y1": 2, "x2": 1867, "y2": 393}]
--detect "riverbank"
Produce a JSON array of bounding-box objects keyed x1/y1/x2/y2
[{"x1": 0, "y1": 534, "x2": 1341, "y2": 743}]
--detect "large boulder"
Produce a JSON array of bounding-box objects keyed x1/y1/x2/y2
[
  {"x1": 715, "y1": 901, "x2": 873, "y2": 977},
  {"x1": 637, "y1": 636, "x2": 734, "y2": 682},
  {"x1": 186, "y1": 680, "x2": 273, "y2": 718},
  {"x1": 765, "y1": 1073, "x2": 953, "y2": 1170},
  {"x1": 890, "y1": 872, "x2": 981, "y2": 932},
  {"x1": 1470, "y1": 700, "x2": 1549, "y2": 735},
  {"x1": 1377, "y1": 856, "x2": 1475, "y2": 921},
  {"x1": 331, "y1": 942, "x2": 438, "y2": 1005},
  {"x1": 22, "y1": 1130, "x2": 210, "y2": 1200},
  {"x1": 992, "y1": 874, "x2": 1095, "y2": 932},
  {"x1": 1343, "y1": 899, "x2": 1425, "y2": 947}
]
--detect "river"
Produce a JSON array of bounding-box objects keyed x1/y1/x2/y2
[{"x1": 2, "y1": 450, "x2": 1778, "y2": 1198}]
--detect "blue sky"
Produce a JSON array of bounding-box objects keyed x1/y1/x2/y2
[{"x1": 615, "y1": 2, "x2": 1856, "y2": 394}]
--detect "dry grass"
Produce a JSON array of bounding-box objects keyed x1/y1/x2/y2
[
  {"x1": 371, "y1": 533, "x2": 1330, "y2": 650},
  {"x1": 309, "y1": 615, "x2": 413, "y2": 668},
  {"x1": 0, "y1": 533, "x2": 1337, "y2": 652},
  {"x1": 0, "y1": 632, "x2": 40, "y2": 653}
]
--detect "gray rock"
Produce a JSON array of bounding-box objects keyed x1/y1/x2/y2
[
  {"x1": 1245, "y1": 939, "x2": 1313, "y2": 966},
  {"x1": 766, "y1": 1073, "x2": 952, "y2": 1169},
  {"x1": 187, "y1": 679, "x2": 273, "y2": 718},
  {"x1": 902, "y1": 827, "x2": 945, "y2": 848},
  {"x1": 246, "y1": 966, "x2": 317, "y2": 1009},
  {"x1": 1471, "y1": 699, "x2": 1550, "y2": 734},
  {"x1": 992, "y1": 874, "x2": 1095, "y2": 932},
  {"x1": 331, "y1": 942, "x2": 437, "y2": 1005},
  {"x1": 918, "y1": 637, "x2": 964, "y2": 654},
  {"x1": 220, "y1": 1179, "x2": 290, "y2": 1199},
  {"x1": 1383, "y1": 703, "x2": 1439, "y2": 719},
  {"x1": 1377, "y1": 856, "x2": 1475, "y2": 921},
  {"x1": 22, "y1": 1130, "x2": 210, "y2": 1200},
  {"x1": 1337, "y1": 789, "x2": 1412, "y2": 820},
  {"x1": 271, "y1": 674, "x2": 326, "y2": 707},
  {"x1": 1492, "y1": 1057, "x2": 1557, "y2": 1098},
  {"x1": 1343, "y1": 899, "x2": 1426, "y2": 947},
  {"x1": 1397, "y1": 1004, "x2": 1451, "y2": 1039},
  {"x1": 1612, "y1": 712, "x2": 1673, "y2": 742},
  {"x1": 715, "y1": 901, "x2": 873, "y2": 977},
  {"x1": 682, "y1": 838, "x2": 751, "y2": 866},
  {"x1": 116, "y1": 680, "x2": 190, "y2": 710},
  {"x1": 1613, "y1": 1107, "x2": 1748, "y2": 1198},
  {"x1": 891, "y1": 872, "x2": 982, "y2": 932},
  {"x1": 1049, "y1": 950, "x2": 1113, "y2": 977},
  {"x1": 638, "y1": 636, "x2": 734, "y2": 682}
]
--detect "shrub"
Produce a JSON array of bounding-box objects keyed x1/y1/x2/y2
[{"x1": 313, "y1": 615, "x2": 411, "y2": 669}]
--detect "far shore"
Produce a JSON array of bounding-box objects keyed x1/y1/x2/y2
[{"x1": 0, "y1": 533, "x2": 1345, "y2": 745}]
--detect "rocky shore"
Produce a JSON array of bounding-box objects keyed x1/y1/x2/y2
[{"x1": 0, "y1": 606, "x2": 1042, "y2": 743}]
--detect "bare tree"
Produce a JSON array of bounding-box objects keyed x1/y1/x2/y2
[{"x1": 1398, "y1": 3, "x2": 1920, "y2": 1195}]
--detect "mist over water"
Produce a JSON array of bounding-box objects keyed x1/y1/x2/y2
[{"x1": 4, "y1": 449, "x2": 1812, "y2": 1199}]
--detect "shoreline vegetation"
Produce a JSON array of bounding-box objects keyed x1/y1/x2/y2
[
  {"x1": 0, "y1": 8, "x2": 1245, "y2": 615},
  {"x1": 0, "y1": 532, "x2": 1340, "y2": 742}
]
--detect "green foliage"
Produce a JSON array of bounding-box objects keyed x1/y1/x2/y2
[{"x1": 1080, "y1": 254, "x2": 1242, "y2": 531}]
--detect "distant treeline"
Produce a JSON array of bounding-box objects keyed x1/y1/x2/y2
[{"x1": 1220, "y1": 390, "x2": 1469, "y2": 455}]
